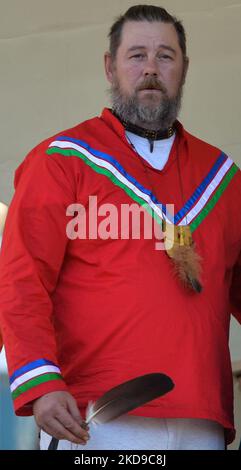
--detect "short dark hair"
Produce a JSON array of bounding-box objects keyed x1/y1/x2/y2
[{"x1": 108, "y1": 4, "x2": 187, "y2": 59}]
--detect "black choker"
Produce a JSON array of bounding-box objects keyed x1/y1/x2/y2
[
  {"x1": 113, "y1": 111, "x2": 175, "y2": 140},
  {"x1": 123, "y1": 120, "x2": 175, "y2": 141},
  {"x1": 112, "y1": 111, "x2": 175, "y2": 152}
]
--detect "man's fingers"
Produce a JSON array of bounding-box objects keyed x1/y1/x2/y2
[
  {"x1": 66, "y1": 393, "x2": 88, "y2": 428},
  {"x1": 55, "y1": 408, "x2": 90, "y2": 441},
  {"x1": 33, "y1": 391, "x2": 90, "y2": 444},
  {"x1": 43, "y1": 418, "x2": 88, "y2": 445}
]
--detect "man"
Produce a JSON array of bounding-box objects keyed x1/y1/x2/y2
[{"x1": 0, "y1": 5, "x2": 240, "y2": 450}]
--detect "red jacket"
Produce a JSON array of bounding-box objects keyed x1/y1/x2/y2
[{"x1": 0, "y1": 109, "x2": 240, "y2": 443}]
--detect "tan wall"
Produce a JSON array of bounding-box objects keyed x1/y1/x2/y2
[
  {"x1": 0, "y1": 0, "x2": 241, "y2": 448},
  {"x1": 1, "y1": 0, "x2": 241, "y2": 203}
]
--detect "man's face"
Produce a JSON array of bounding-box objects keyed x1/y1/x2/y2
[{"x1": 105, "y1": 20, "x2": 188, "y2": 128}]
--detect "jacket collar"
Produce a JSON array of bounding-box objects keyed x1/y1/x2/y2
[{"x1": 100, "y1": 107, "x2": 187, "y2": 144}]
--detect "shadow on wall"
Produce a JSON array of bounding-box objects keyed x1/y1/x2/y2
[{"x1": 0, "y1": 372, "x2": 39, "y2": 450}]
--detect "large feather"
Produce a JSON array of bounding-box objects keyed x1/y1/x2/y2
[{"x1": 84, "y1": 373, "x2": 174, "y2": 426}]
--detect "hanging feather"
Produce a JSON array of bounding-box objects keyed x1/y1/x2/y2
[
  {"x1": 47, "y1": 373, "x2": 174, "y2": 449},
  {"x1": 83, "y1": 373, "x2": 174, "y2": 427},
  {"x1": 163, "y1": 222, "x2": 202, "y2": 293}
]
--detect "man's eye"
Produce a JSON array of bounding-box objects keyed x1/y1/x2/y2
[
  {"x1": 159, "y1": 55, "x2": 172, "y2": 60},
  {"x1": 130, "y1": 54, "x2": 144, "y2": 59}
]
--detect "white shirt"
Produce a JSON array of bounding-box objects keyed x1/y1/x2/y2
[{"x1": 126, "y1": 130, "x2": 176, "y2": 170}]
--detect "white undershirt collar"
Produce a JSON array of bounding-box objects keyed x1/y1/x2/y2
[{"x1": 126, "y1": 130, "x2": 176, "y2": 171}]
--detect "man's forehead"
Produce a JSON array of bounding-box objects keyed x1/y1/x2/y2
[{"x1": 120, "y1": 20, "x2": 179, "y2": 44}]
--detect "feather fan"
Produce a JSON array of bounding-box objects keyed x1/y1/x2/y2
[{"x1": 84, "y1": 373, "x2": 174, "y2": 427}]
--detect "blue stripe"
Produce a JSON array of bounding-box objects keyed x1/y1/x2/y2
[
  {"x1": 9, "y1": 359, "x2": 57, "y2": 384},
  {"x1": 55, "y1": 136, "x2": 172, "y2": 219},
  {"x1": 174, "y1": 152, "x2": 227, "y2": 224},
  {"x1": 54, "y1": 137, "x2": 226, "y2": 226}
]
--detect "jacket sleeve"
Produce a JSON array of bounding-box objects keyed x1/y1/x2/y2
[
  {"x1": 0, "y1": 142, "x2": 76, "y2": 415},
  {"x1": 230, "y1": 249, "x2": 241, "y2": 324}
]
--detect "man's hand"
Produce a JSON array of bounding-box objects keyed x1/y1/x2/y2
[{"x1": 33, "y1": 391, "x2": 90, "y2": 445}]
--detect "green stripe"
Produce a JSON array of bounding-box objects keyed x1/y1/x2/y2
[
  {"x1": 47, "y1": 147, "x2": 162, "y2": 226},
  {"x1": 47, "y1": 147, "x2": 238, "y2": 233},
  {"x1": 190, "y1": 164, "x2": 239, "y2": 232},
  {"x1": 12, "y1": 373, "x2": 62, "y2": 400}
]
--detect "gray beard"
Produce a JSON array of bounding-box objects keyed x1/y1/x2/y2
[{"x1": 110, "y1": 80, "x2": 183, "y2": 130}]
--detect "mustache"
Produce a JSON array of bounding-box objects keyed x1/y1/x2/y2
[{"x1": 136, "y1": 78, "x2": 167, "y2": 93}]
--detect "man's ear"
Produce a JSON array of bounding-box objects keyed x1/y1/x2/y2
[
  {"x1": 182, "y1": 56, "x2": 189, "y2": 84},
  {"x1": 104, "y1": 52, "x2": 114, "y2": 83}
]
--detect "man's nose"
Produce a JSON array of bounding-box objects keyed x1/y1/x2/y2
[{"x1": 143, "y1": 57, "x2": 159, "y2": 76}]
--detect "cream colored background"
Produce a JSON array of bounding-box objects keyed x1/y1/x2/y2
[{"x1": 0, "y1": 0, "x2": 240, "y2": 449}]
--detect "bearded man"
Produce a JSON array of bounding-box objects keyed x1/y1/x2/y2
[{"x1": 0, "y1": 5, "x2": 240, "y2": 451}]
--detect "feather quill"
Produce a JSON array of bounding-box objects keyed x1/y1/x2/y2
[{"x1": 84, "y1": 373, "x2": 174, "y2": 427}]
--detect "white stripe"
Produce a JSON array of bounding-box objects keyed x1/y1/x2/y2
[
  {"x1": 49, "y1": 140, "x2": 173, "y2": 224},
  {"x1": 178, "y1": 158, "x2": 233, "y2": 225},
  {"x1": 50, "y1": 141, "x2": 232, "y2": 228},
  {"x1": 10, "y1": 365, "x2": 60, "y2": 392}
]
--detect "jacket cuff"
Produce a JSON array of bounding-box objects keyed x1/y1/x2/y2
[{"x1": 9, "y1": 358, "x2": 68, "y2": 416}]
